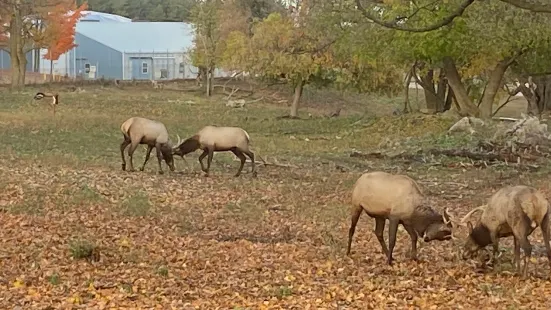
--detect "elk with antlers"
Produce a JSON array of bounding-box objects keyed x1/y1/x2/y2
[
  {"x1": 120, "y1": 117, "x2": 176, "y2": 174},
  {"x1": 172, "y1": 125, "x2": 256, "y2": 177},
  {"x1": 347, "y1": 171, "x2": 453, "y2": 265},
  {"x1": 460, "y1": 185, "x2": 551, "y2": 278}
]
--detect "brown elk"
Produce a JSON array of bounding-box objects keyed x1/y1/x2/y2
[
  {"x1": 461, "y1": 185, "x2": 551, "y2": 278},
  {"x1": 120, "y1": 117, "x2": 175, "y2": 174},
  {"x1": 347, "y1": 171, "x2": 453, "y2": 265},
  {"x1": 172, "y1": 125, "x2": 256, "y2": 177}
]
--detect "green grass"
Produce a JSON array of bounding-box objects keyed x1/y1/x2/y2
[
  {"x1": 0, "y1": 86, "x2": 411, "y2": 169},
  {"x1": 119, "y1": 189, "x2": 152, "y2": 217},
  {"x1": 68, "y1": 237, "x2": 97, "y2": 260}
]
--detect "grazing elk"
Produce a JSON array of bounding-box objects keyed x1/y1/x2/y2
[
  {"x1": 120, "y1": 117, "x2": 175, "y2": 174},
  {"x1": 33, "y1": 92, "x2": 59, "y2": 116},
  {"x1": 461, "y1": 185, "x2": 551, "y2": 278},
  {"x1": 172, "y1": 125, "x2": 256, "y2": 177},
  {"x1": 347, "y1": 171, "x2": 453, "y2": 265}
]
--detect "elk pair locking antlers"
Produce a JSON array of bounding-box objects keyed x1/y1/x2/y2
[
  {"x1": 347, "y1": 171, "x2": 551, "y2": 278},
  {"x1": 119, "y1": 117, "x2": 257, "y2": 177}
]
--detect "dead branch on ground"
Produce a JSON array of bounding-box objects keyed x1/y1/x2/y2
[{"x1": 232, "y1": 154, "x2": 299, "y2": 169}]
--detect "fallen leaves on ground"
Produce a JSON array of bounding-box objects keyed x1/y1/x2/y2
[{"x1": 1, "y1": 158, "x2": 551, "y2": 309}]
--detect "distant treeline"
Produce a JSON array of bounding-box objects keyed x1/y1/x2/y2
[{"x1": 76, "y1": 0, "x2": 286, "y2": 22}]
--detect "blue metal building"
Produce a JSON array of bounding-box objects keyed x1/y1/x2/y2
[
  {"x1": 1, "y1": 11, "x2": 229, "y2": 81},
  {"x1": 66, "y1": 22, "x2": 198, "y2": 80},
  {"x1": 0, "y1": 10, "x2": 131, "y2": 74},
  {"x1": 0, "y1": 50, "x2": 34, "y2": 71}
]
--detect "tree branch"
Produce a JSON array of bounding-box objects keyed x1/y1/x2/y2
[
  {"x1": 354, "y1": 0, "x2": 475, "y2": 32},
  {"x1": 287, "y1": 37, "x2": 339, "y2": 55},
  {"x1": 395, "y1": 0, "x2": 441, "y2": 22},
  {"x1": 500, "y1": 0, "x2": 551, "y2": 13}
]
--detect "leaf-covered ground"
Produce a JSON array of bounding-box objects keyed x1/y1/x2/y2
[{"x1": 1, "y1": 86, "x2": 551, "y2": 309}]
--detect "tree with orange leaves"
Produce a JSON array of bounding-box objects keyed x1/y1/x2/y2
[
  {"x1": 41, "y1": 3, "x2": 88, "y2": 81},
  {"x1": 0, "y1": 0, "x2": 86, "y2": 88}
]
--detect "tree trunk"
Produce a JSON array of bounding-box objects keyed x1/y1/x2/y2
[
  {"x1": 10, "y1": 0, "x2": 27, "y2": 89},
  {"x1": 478, "y1": 60, "x2": 510, "y2": 118},
  {"x1": 9, "y1": 48, "x2": 27, "y2": 88},
  {"x1": 421, "y1": 69, "x2": 439, "y2": 112},
  {"x1": 10, "y1": 50, "x2": 21, "y2": 89},
  {"x1": 515, "y1": 77, "x2": 540, "y2": 116},
  {"x1": 33, "y1": 49, "x2": 40, "y2": 72},
  {"x1": 442, "y1": 57, "x2": 480, "y2": 117},
  {"x1": 50, "y1": 59, "x2": 54, "y2": 82},
  {"x1": 18, "y1": 53, "x2": 26, "y2": 86},
  {"x1": 532, "y1": 75, "x2": 551, "y2": 113},
  {"x1": 413, "y1": 63, "x2": 447, "y2": 113},
  {"x1": 205, "y1": 67, "x2": 212, "y2": 97},
  {"x1": 436, "y1": 69, "x2": 448, "y2": 111},
  {"x1": 403, "y1": 68, "x2": 413, "y2": 113},
  {"x1": 444, "y1": 86, "x2": 454, "y2": 111},
  {"x1": 290, "y1": 80, "x2": 305, "y2": 118}
]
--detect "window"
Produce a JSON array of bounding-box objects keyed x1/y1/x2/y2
[
  {"x1": 142, "y1": 62, "x2": 148, "y2": 74},
  {"x1": 160, "y1": 69, "x2": 168, "y2": 79},
  {"x1": 179, "y1": 62, "x2": 184, "y2": 74},
  {"x1": 84, "y1": 63, "x2": 91, "y2": 73}
]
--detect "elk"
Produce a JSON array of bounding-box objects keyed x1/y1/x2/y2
[
  {"x1": 347, "y1": 171, "x2": 453, "y2": 265},
  {"x1": 460, "y1": 185, "x2": 551, "y2": 278},
  {"x1": 33, "y1": 92, "x2": 59, "y2": 116},
  {"x1": 120, "y1": 117, "x2": 175, "y2": 174},
  {"x1": 172, "y1": 125, "x2": 256, "y2": 177}
]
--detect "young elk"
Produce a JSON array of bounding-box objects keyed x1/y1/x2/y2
[
  {"x1": 461, "y1": 185, "x2": 551, "y2": 278},
  {"x1": 172, "y1": 125, "x2": 256, "y2": 177},
  {"x1": 347, "y1": 171, "x2": 453, "y2": 265},
  {"x1": 33, "y1": 92, "x2": 59, "y2": 116},
  {"x1": 120, "y1": 117, "x2": 175, "y2": 174}
]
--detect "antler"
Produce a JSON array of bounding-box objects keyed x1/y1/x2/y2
[
  {"x1": 443, "y1": 207, "x2": 459, "y2": 224},
  {"x1": 460, "y1": 204, "x2": 487, "y2": 223},
  {"x1": 173, "y1": 134, "x2": 182, "y2": 148}
]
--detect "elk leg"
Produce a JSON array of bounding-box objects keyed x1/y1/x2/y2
[
  {"x1": 205, "y1": 148, "x2": 214, "y2": 175},
  {"x1": 231, "y1": 149, "x2": 246, "y2": 177},
  {"x1": 519, "y1": 236, "x2": 532, "y2": 279},
  {"x1": 140, "y1": 145, "x2": 154, "y2": 171},
  {"x1": 155, "y1": 145, "x2": 164, "y2": 174},
  {"x1": 513, "y1": 237, "x2": 521, "y2": 273},
  {"x1": 387, "y1": 218, "x2": 399, "y2": 265},
  {"x1": 198, "y1": 150, "x2": 208, "y2": 172},
  {"x1": 540, "y1": 213, "x2": 551, "y2": 269},
  {"x1": 489, "y1": 230, "x2": 500, "y2": 265},
  {"x1": 120, "y1": 139, "x2": 130, "y2": 171},
  {"x1": 402, "y1": 224, "x2": 418, "y2": 261},
  {"x1": 243, "y1": 150, "x2": 256, "y2": 177},
  {"x1": 374, "y1": 217, "x2": 389, "y2": 257},
  {"x1": 346, "y1": 205, "x2": 363, "y2": 256},
  {"x1": 514, "y1": 215, "x2": 534, "y2": 278},
  {"x1": 127, "y1": 142, "x2": 139, "y2": 172}
]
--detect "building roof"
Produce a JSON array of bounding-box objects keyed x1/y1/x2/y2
[
  {"x1": 78, "y1": 11, "x2": 132, "y2": 23},
  {"x1": 76, "y1": 22, "x2": 194, "y2": 53}
]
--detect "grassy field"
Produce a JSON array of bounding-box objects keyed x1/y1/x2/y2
[{"x1": 1, "y1": 84, "x2": 551, "y2": 309}]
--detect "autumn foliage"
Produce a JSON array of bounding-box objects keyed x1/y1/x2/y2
[{"x1": 42, "y1": 3, "x2": 88, "y2": 61}]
